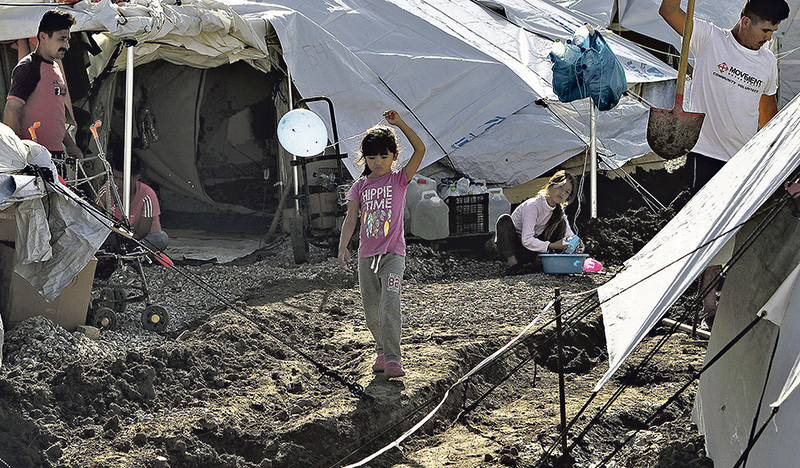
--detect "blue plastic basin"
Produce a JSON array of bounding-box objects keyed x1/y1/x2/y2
[{"x1": 539, "y1": 254, "x2": 588, "y2": 274}]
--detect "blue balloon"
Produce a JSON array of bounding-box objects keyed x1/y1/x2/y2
[{"x1": 277, "y1": 109, "x2": 328, "y2": 157}]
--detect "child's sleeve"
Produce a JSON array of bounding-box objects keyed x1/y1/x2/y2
[
  {"x1": 518, "y1": 201, "x2": 551, "y2": 253},
  {"x1": 346, "y1": 179, "x2": 361, "y2": 203}
]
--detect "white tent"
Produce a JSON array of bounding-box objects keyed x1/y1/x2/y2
[
  {"x1": 0, "y1": 0, "x2": 679, "y2": 215},
  {"x1": 693, "y1": 196, "x2": 800, "y2": 467},
  {"x1": 595, "y1": 92, "x2": 800, "y2": 390},
  {"x1": 228, "y1": 0, "x2": 677, "y2": 185},
  {"x1": 593, "y1": 89, "x2": 800, "y2": 465}
]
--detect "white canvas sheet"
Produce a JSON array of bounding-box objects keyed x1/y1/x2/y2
[
  {"x1": 693, "y1": 207, "x2": 800, "y2": 467},
  {"x1": 595, "y1": 92, "x2": 800, "y2": 392},
  {"x1": 0, "y1": 0, "x2": 270, "y2": 68},
  {"x1": 474, "y1": 0, "x2": 676, "y2": 83},
  {"x1": 554, "y1": 0, "x2": 616, "y2": 26},
  {"x1": 1, "y1": 0, "x2": 681, "y2": 185},
  {"x1": 760, "y1": 262, "x2": 800, "y2": 408},
  {"x1": 233, "y1": 0, "x2": 676, "y2": 184}
]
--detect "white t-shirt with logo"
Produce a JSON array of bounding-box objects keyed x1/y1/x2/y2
[{"x1": 689, "y1": 19, "x2": 778, "y2": 162}]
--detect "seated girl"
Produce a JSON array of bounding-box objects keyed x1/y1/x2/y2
[{"x1": 493, "y1": 170, "x2": 582, "y2": 270}]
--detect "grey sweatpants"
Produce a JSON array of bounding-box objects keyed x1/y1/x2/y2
[{"x1": 358, "y1": 253, "x2": 405, "y2": 363}]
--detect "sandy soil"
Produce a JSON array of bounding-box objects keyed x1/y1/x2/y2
[{"x1": 0, "y1": 197, "x2": 716, "y2": 468}]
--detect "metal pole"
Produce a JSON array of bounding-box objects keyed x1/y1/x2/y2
[
  {"x1": 554, "y1": 287, "x2": 569, "y2": 459},
  {"x1": 590, "y1": 103, "x2": 597, "y2": 218},
  {"x1": 123, "y1": 41, "x2": 135, "y2": 220},
  {"x1": 288, "y1": 68, "x2": 299, "y2": 213}
]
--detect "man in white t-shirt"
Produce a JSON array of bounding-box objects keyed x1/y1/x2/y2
[
  {"x1": 660, "y1": 0, "x2": 789, "y2": 189},
  {"x1": 659, "y1": 0, "x2": 790, "y2": 325}
]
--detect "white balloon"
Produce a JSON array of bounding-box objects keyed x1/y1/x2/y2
[{"x1": 277, "y1": 109, "x2": 328, "y2": 157}]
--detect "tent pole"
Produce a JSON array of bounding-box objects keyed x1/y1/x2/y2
[
  {"x1": 288, "y1": 68, "x2": 299, "y2": 213},
  {"x1": 123, "y1": 41, "x2": 135, "y2": 219},
  {"x1": 590, "y1": 102, "x2": 597, "y2": 218}
]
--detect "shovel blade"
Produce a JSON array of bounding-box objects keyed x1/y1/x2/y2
[{"x1": 647, "y1": 106, "x2": 705, "y2": 160}]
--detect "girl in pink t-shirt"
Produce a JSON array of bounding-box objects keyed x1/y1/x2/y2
[{"x1": 338, "y1": 110, "x2": 425, "y2": 378}]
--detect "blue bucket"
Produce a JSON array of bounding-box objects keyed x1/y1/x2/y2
[{"x1": 539, "y1": 254, "x2": 588, "y2": 274}]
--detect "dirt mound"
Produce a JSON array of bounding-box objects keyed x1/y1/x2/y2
[{"x1": 0, "y1": 207, "x2": 713, "y2": 468}]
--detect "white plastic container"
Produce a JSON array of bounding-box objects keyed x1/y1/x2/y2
[
  {"x1": 470, "y1": 179, "x2": 488, "y2": 194},
  {"x1": 455, "y1": 177, "x2": 471, "y2": 196},
  {"x1": 488, "y1": 188, "x2": 511, "y2": 232},
  {"x1": 411, "y1": 190, "x2": 450, "y2": 240},
  {"x1": 405, "y1": 175, "x2": 436, "y2": 225}
]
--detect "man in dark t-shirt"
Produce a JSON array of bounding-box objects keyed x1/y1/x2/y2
[{"x1": 3, "y1": 10, "x2": 82, "y2": 159}]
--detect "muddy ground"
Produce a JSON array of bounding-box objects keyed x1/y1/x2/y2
[{"x1": 0, "y1": 192, "x2": 715, "y2": 468}]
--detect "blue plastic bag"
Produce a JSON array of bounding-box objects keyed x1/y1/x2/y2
[{"x1": 550, "y1": 30, "x2": 627, "y2": 111}]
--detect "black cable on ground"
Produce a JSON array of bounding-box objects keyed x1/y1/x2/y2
[
  {"x1": 329, "y1": 293, "x2": 597, "y2": 467},
  {"x1": 456, "y1": 347, "x2": 540, "y2": 421},
  {"x1": 43, "y1": 179, "x2": 372, "y2": 401}
]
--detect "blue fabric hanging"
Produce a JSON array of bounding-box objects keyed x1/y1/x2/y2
[{"x1": 550, "y1": 30, "x2": 627, "y2": 111}]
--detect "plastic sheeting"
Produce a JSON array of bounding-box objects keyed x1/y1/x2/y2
[
  {"x1": 595, "y1": 91, "x2": 800, "y2": 392},
  {"x1": 692, "y1": 205, "x2": 800, "y2": 467},
  {"x1": 0, "y1": 125, "x2": 110, "y2": 302},
  {"x1": 14, "y1": 187, "x2": 111, "y2": 302},
  {"x1": 760, "y1": 263, "x2": 800, "y2": 408},
  {"x1": 233, "y1": 0, "x2": 676, "y2": 184},
  {"x1": 1, "y1": 0, "x2": 679, "y2": 186},
  {"x1": 0, "y1": 0, "x2": 270, "y2": 67}
]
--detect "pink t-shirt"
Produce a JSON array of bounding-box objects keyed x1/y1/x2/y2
[
  {"x1": 6, "y1": 53, "x2": 68, "y2": 152},
  {"x1": 97, "y1": 180, "x2": 162, "y2": 233},
  {"x1": 347, "y1": 169, "x2": 409, "y2": 258}
]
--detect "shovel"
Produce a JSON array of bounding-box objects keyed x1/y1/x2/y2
[{"x1": 647, "y1": 0, "x2": 705, "y2": 160}]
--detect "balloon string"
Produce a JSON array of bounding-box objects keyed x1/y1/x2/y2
[{"x1": 323, "y1": 116, "x2": 386, "y2": 154}]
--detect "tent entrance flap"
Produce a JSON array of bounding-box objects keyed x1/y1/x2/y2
[{"x1": 94, "y1": 60, "x2": 283, "y2": 231}]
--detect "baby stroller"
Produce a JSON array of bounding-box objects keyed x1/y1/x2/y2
[{"x1": 53, "y1": 121, "x2": 171, "y2": 333}]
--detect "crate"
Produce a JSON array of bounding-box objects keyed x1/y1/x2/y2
[{"x1": 445, "y1": 193, "x2": 489, "y2": 235}]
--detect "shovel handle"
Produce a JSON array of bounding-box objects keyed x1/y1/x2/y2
[{"x1": 676, "y1": 0, "x2": 696, "y2": 98}]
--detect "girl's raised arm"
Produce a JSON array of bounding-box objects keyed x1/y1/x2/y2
[{"x1": 384, "y1": 110, "x2": 425, "y2": 182}]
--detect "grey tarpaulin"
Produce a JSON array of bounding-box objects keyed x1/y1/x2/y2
[{"x1": 0, "y1": 124, "x2": 111, "y2": 303}]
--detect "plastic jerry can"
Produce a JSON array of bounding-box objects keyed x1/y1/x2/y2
[
  {"x1": 488, "y1": 188, "x2": 511, "y2": 232},
  {"x1": 405, "y1": 175, "x2": 435, "y2": 220},
  {"x1": 411, "y1": 190, "x2": 449, "y2": 240}
]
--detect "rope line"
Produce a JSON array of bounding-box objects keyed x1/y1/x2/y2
[
  {"x1": 325, "y1": 294, "x2": 585, "y2": 468},
  {"x1": 741, "y1": 330, "x2": 781, "y2": 468},
  {"x1": 595, "y1": 313, "x2": 765, "y2": 466},
  {"x1": 41, "y1": 177, "x2": 372, "y2": 401},
  {"x1": 733, "y1": 407, "x2": 780, "y2": 468},
  {"x1": 338, "y1": 300, "x2": 555, "y2": 467},
  {"x1": 529, "y1": 193, "x2": 794, "y2": 466}
]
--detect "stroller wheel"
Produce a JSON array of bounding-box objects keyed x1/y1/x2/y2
[
  {"x1": 142, "y1": 304, "x2": 170, "y2": 333},
  {"x1": 88, "y1": 306, "x2": 118, "y2": 330},
  {"x1": 98, "y1": 287, "x2": 127, "y2": 313},
  {"x1": 111, "y1": 287, "x2": 127, "y2": 313}
]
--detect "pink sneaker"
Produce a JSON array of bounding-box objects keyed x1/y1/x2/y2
[
  {"x1": 384, "y1": 361, "x2": 406, "y2": 378},
  {"x1": 372, "y1": 355, "x2": 386, "y2": 372}
]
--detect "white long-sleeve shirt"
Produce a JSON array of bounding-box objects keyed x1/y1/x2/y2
[{"x1": 510, "y1": 195, "x2": 574, "y2": 252}]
